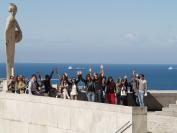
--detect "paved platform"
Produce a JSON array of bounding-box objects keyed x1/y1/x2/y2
[{"x1": 147, "y1": 100, "x2": 177, "y2": 133}]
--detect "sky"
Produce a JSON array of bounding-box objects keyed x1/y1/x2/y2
[{"x1": 0, "y1": 0, "x2": 177, "y2": 64}]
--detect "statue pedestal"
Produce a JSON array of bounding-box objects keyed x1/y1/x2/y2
[{"x1": 2, "y1": 80, "x2": 8, "y2": 92}]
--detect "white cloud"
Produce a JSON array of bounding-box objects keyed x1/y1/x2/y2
[{"x1": 124, "y1": 32, "x2": 137, "y2": 41}]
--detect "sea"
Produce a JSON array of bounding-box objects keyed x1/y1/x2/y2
[{"x1": 0, "y1": 63, "x2": 177, "y2": 90}]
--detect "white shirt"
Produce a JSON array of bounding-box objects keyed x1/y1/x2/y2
[
  {"x1": 70, "y1": 84, "x2": 77, "y2": 95},
  {"x1": 138, "y1": 79, "x2": 147, "y2": 91},
  {"x1": 121, "y1": 86, "x2": 127, "y2": 96},
  {"x1": 25, "y1": 80, "x2": 33, "y2": 95}
]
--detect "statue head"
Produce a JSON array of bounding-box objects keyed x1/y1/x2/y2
[{"x1": 8, "y1": 3, "x2": 17, "y2": 16}]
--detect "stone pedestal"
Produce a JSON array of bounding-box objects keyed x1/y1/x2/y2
[{"x1": 2, "y1": 80, "x2": 8, "y2": 92}]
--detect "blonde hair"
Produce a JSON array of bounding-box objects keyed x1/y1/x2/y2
[{"x1": 8, "y1": 3, "x2": 17, "y2": 12}]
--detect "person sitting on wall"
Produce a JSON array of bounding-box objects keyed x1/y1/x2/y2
[
  {"x1": 7, "y1": 75, "x2": 16, "y2": 93},
  {"x1": 25, "y1": 74, "x2": 44, "y2": 96},
  {"x1": 15, "y1": 75, "x2": 26, "y2": 94}
]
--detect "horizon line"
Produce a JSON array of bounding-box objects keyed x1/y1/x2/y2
[{"x1": 0, "y1": 62, "x2": 177, "y2": 65}]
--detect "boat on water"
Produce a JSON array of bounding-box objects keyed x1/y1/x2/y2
[
  {"x1": 168, "y1": 66, "x2": 177, "y2": 70},
  {"x1": 67, "y1": 66, "x2": 87, "y2": 70},
  {"x1": 168, "y1": 66, "x2": 173, "y2": 70}
]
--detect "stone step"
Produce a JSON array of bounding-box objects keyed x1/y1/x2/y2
[
  {"x1": 162, "y1": 107, "x2": 177, "y2": 113},
  {"x1": 169, "y1": 104, "x2": 177, "y2": 108},
  {"x1": 154, "y1": 111, "x2": 177, "y2": 117}
]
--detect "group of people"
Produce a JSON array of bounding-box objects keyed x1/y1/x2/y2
[{"x1": 7, "y1": 65, "x2": 148, "y2": 107}]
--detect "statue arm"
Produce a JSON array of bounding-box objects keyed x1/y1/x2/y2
[
  {"x1": 15, "y1": 20, "x2": 22, "y2": 32},
  {"x1": 15, "y1": 20, "x2": 23, "y2": 43}
]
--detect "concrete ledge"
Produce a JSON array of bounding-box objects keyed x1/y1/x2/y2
[
  {"x1": 145, "y1": 91, "x2": 177, "y2": 111},
  {"x1": 0, "y1": 93, "x2": 147, "y2": 133}
]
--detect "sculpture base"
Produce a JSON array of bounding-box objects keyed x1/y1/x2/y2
[{"x1": 2, "y1": 80, "x2": 8, "y2": 92}]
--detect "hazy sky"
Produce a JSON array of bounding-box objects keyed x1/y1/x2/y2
[{"x1": 0, "y1": 0, "x2": 177, "y2": 64}]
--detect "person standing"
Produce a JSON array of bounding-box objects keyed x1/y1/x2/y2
[
  {"x1": 40, "y1": 70, "x2": 54, "y2": 94},
  {"x1": 106, "y1": 76, "x2": 116, "y2": 104},
  {"x1": 80, "y1": 73, "x2": 95, "y2": 102},
  {"x1": 115, "y1": 79, "x2": 122, "y2": 105},
  {"x1": 61, "y1": 80, "x2": 70, "y2": 99},
  {"x1": 131, "y1": 75, "x2": 139, "y2": 106},
  {"x1": 65, "y1": 73, "x2": 80, "y2": 100},
  {"x1": 137, "y1": 74, "x2": 148, "y2": 107},
  {"x1": 93, "y1": 65, "x2": 105, "y2": 103}
]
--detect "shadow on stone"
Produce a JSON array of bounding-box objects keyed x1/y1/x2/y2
[{"x1": 145, "y1": 92, "x2": 163, "y2": 111}]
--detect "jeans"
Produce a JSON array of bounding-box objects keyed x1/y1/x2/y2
[
  {"x1": 138, "y1": 90, "x2": 144, "y2": 107},
  {"x1": 71, "y1": 95, "x2": 77, "y2": 100},
  {"x1": 95, "y1": 91, "x2": 103, "y2": 103},
  {"x1": 86, "y1": 92, "x2": 95, "y2": 102},
  {"x1": 116, "y1": 93, "x2": 121, "y2": 105}
]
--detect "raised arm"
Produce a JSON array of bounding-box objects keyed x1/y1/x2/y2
[
  {"x1": 76, "y1": 76, "x2": 80, "y2": 84},
  {"x1": 100, "y1": 64, "x2": 104, "y2": 75},
  {"x1": 49, "y1": 70, "x2": 54, "y2": 79},
  {"x1": 80, "y1": 75, "x2": 86, "y2": 84},
  {"x1": 64, "y1": 73, "x2": 72, "y2": 86},
  {"x1": 15, "y1": 20, "x2": 22, "y2": 32}
]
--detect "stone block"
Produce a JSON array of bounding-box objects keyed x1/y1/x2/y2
[
  {"x1": 162, "y1": 107, "x2": 177, "y2": 113},
  {"x1": 9, "y1": 121, "x2": 28, "y2": 133},
  {"x1": 0, "y1": 93, "x2": 147, "y2": 133},
  {"x1": 28, "y1": 124, "x2": 47, "y2": 133},
  {"x1": 0, "y1": 119, "x2": 10, "y2": 133}
]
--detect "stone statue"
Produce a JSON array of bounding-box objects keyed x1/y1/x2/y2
[{"x1": 5, "y1": 3, "x2": 22, "y2": 79}]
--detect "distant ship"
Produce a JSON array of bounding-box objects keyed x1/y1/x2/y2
[
  {"x1": 168, "y1": 66, "x2": 173, "y2": 70},
  {"x1": 68, "y1": 66, "x2": 73, "y2": 70},
  {"x1": 168, "y1": 66, "x2": 177, "y2": 70},
  {"x1": 68, "y1": 66, "x2": 86, "y2": 70}
]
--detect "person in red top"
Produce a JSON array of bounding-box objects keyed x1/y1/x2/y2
[{"x1": 106, "y1": 76, "x2": 116, "y2": 104}]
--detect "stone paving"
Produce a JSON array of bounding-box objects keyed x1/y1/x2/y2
[{"x1": 147, "y1": 101, "x2": 177, "y2": 133}]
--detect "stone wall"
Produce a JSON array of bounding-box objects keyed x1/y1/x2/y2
[{"x1": 0, "y1": 93, "x2": 147, "y2": 133}]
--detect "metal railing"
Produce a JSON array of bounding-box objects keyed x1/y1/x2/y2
[{"x1": 115, "y1": 121, "x2": 132, "y2": 133}]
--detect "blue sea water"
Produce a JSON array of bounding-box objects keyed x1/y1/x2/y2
[{"x1": 0, "y1": 63, "x2": 177, "y2": 90}]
